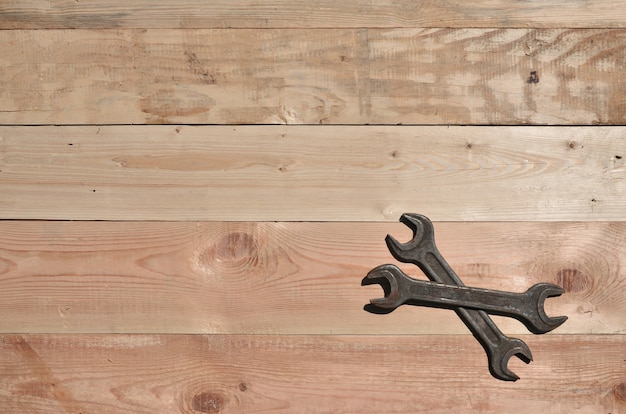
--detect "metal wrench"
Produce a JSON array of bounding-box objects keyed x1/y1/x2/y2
[
  {"x1": 383, "y1": 213, "x2": 534, "y2": 381},
  {"x1": 365, "y1": 263, "x2": 567, "y2": 334}
]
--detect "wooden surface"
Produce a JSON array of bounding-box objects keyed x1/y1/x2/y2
[
  {"x1": 1, "y1": 335, "x2": 623, "y2": 413},
  {"x1": 1, "y1": 1, "x2": 625, "y2": 29},
  {"x1": 1, "y1": 125, "x2": 625, "y2": 221},
  {"x1": 0, "y1": 221, "x2": 623, "y2": 334},
  {"x1": 2, "y1": 29, "x2": 626, "y2": 125},
  {"x1": 1, "y1": 0, "x2": 625, "y2": 412}
]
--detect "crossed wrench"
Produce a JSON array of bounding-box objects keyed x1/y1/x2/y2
[{"x1": 363, "y1": 213, "x2": 567, "y2": 381}]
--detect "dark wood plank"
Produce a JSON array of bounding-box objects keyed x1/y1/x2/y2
[
  {"x1": 0, "y1": 334, "x2": 623, "y2": 413},
  {"x1": 0, "y1": 220, "x2": 623, "y2": 334}
]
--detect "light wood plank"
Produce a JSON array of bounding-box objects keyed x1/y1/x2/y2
[
  {"x1": 1, "y1": 1, "x2": 626, "y2": 29},
  {"x1": 0, "y1": 334, "x2": 623, "y2": 413},
  {"x1": 0, "y1": 220, "x2": 623, "y2": 334},
  {"x1": 1, "y1": 29, "x2": 625, "y2": 125},
  {"x1": 1, "y1": 125, "x2": 625, "y2": 221},
  {"x1": 368, "y1": 28, "x2": 626, "y2": 125}
]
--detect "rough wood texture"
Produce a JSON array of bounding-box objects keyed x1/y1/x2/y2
[
  {"x1": 1, "y1": 125, "x2": 624, "y2": 221},
  {"x1": 1, "y1": 29, "x2": 625, "y2": 125},
  {"x1": 0, "y1": 220, "x2": 623, "y2": 335},
  {"x1": 2, "y1": 1, "x2": 624, "y2": 410},
  {"x1": 1, "y1": 1, "x2": 625, "y2": 29},
  {"x1": 0, "y1": 334, "x2": 623, "y2": 413}
]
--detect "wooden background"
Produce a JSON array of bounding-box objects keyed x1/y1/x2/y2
[{"x1": 0, "y1": 1, "x2": 625, "y2": 412}]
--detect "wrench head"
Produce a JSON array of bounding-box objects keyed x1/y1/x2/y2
[
  {"x1": 485, "y1": 335, "x2": 533, "y2": 382},
  {"x1": 385, "y1": 213, "x2": 435, "y2": 264},
  {"x1": 524, "y1": 283, "x2": 568, "y2": 334},
  {"x1": 363, "y1": 264, "x2": 407, "y2": 310}
]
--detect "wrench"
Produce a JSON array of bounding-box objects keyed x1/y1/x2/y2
[
  {"x1": 365, "y1": 263, "x2": 567, "y2": 334},
  {"x1": 383, "y1": 213, "x2": 534, "y2": 381}
]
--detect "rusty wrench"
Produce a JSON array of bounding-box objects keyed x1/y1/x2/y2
[
  {"x1": 378, "y1": 213, "x2": 534, "y2": 381},
  {"x1": 365, "y1": 264, "x2": 567, "y2": 334}
]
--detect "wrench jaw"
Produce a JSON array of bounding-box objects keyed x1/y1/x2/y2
[
  {"x1": 486, "y1": 337, "x2": 533, "y2": 382},
  {"x1": 524, "y1": 283, "x2": 568, "y2": 334},
  {"x1": 385, "y1": 213, "x2": 434, "y2": 264},
  {"x1": 363, "y1": 264, "x2": 406, "y2": 310}
]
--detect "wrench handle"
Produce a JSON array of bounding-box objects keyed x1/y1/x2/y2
[
  {"x1": 414, "y1": 251, "x2": 532, "y2": 381},
  {"x1": 406, "y1": 278, "x2": 532, "y2": 316},
  {"x1": 401, "y1": 262, "x2": 565, "y2": 334},
  {"x1": 454, "y1": 307, "x2": 531, "y2": 376},
  {"x1": 408, "y1": 280, "x2": 527, "y2": 312},
  {"x1": 421, "y1": 248, "x2": 465, "y2": 286}
]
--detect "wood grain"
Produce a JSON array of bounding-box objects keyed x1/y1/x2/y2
[
  {"x1": 1, "y1": 125, "x2": 625, "y2": 221},
  {"x1": 1, "y1": 1, "x2": 625, "y2": 29},
  {"x1": 0, "y1": 334, "x2": 623, "y2": 413},
  {"x1": 1, "y1": 29, "x2": 625, "y2": 125},
  {"x1": 2, "y1": 0, "x2": 623, "y2": 411},
  {"x1": 0, "y1": 220, "x2": 623, "y2": 335}
]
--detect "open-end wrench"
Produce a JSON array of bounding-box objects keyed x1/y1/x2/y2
[
  {"x1": 365, "y1": 263, "x2": 567, "y2": 334},
  {"x1": 383, "y1": 213, "x2": 534, "y2": 381}
]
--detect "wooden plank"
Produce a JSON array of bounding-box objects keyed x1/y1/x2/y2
[
  {"x1": 1, "y1": 125, "x2": 625, "y2": 221},
  {"x1": 0, "y1": 220, "x2": 623, "y2": 334},
  {"x1": 1, "y1": 29, "x2": 625, "y2": 125},
  {"x1": 0, "y1": 334, "x2": 623, "y2": 413},
  {"x1": 1, "y1": 1, "x2": 626, "y2": 29},
  {"x1": 368, "y1": 28, "x2": 626, "y2": 125}
]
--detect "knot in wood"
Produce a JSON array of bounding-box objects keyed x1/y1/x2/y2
[
  {"x1": 196, "y1": 231, "x2": 260, "y2": 277},
  {"x1": 555, "y1": 268, "x2": 591, "y2": 294},
  {"x1": 192, "y1": 391, "x2": 227, "y2": 413},
  {"x1": 214, "y1": 232, "x2": 257, "y2": 264}
]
